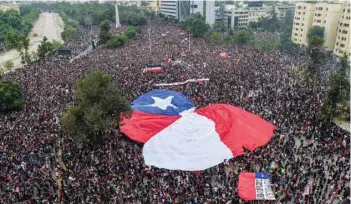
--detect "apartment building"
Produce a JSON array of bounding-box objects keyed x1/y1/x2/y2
[
  {"x1": 291, "y1": 2, "x2": 316, "y2": 46},
  {"x1": 292, "y1": 1, "x2": 350, "y2": 57},
  {"x1": 334, "y1": 2, "x2": 350, "y2": 57},
  {"x1": 312, "y1": 3, "x2": 341, "y2": 51},
  {"x1": 223, "y1": 5, "x2": 249, "y2": 29}
]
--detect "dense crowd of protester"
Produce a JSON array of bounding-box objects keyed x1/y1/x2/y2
[{"x1": 0, "y1": 19, "x2": 349, "y2": 203}]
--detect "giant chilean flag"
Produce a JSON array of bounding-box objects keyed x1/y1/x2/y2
[
  {"x1": 120, "y1": 89, "x2": 276, "y2": 171},
  {"x1": 238, "y1": 172, "x2": 276, "y2": 200}
]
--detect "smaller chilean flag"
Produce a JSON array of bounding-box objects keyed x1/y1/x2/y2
[
  {"x1": 143, "y1": 65, "x2": 164, "y2": 73},
  {"x1": 238, "y1": 172, "x2": 276, "y2": 201}
]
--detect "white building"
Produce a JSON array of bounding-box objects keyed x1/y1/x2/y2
[
  {"x1": 275, "y1": 4, "x2": 295, "y2": 20},
  {"x1": 159, "y1": 0, "x2": 215, "y2": 25},
  {"x1": 248, "y1": 7, "x2": 271, "y2": 23},
  {"x1": 222, "y1": 4, "x2": 271, "y2": 30}
]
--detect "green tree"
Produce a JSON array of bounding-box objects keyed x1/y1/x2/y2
[
  {"x1": 4, "y1": 60, "x2": 14, "y2": 70},
  {"x1": 37, "y1": 36, "x2": 56, "y2": 59},
  {"x1": 99, "y1": 20, "x2": 112, "y2": 44},
  {"x1": 213, "y1": 21, "x2": 227, "y2": 32},
  {"x1": 106, "y1": 35, "x2": 127, "y2": 48},
  {"x1": 185, "y1": 13, "x2": 210, "y2": 37},
  {"x1": 340, "y1": 53, "x2": 349, "y2": 73},
  {"x1": 0, "y1": 80, "x2": 24, "y2": 112},
  {"x1": 308, "y1": 26, "x2": 324, "y2": 39},
  {"x1": 279, "y1": 9, "x2": 294, "y2": 53},
  {"x1": 320, "y1": 70, "x2": 350, "y2": 120},
  {"x1": 60, "y1": 14, "x2": 77, "y2": 42},
  {"x1": 100, "y1": 19, "x2": 111, "y2": 32},
  {"x1": 210, "y1": 31, "x2": 222, "y2": 43},
  {"x1": 255, "y1": 39, "x2": 280, "y2": 51},
  {"x1": 4, "y1": 29, "x2": 21, "y2": 49},
  {"x1": 61, "y1": 71, "x2": 129, "y2": 146},
  {"x1": 124, "y1": 26, "x2": 137, "y2": 39},
  {"x1": 306, "y1": 26, "x2": 325, "y2": 82},
  {"x1": 51, "y1": 40, "x2": 63, "y2": 50},
  {"x1": 234, "y1": 29, "x2": 254, "y2": 45}
]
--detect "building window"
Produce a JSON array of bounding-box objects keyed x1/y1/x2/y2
[
  {"x1": 303, "y1": 12, "x2": 305, "y2": 15},
  {"x1": 348, "y1": 9, "x2": 350, "y2": 13},
  {"x1": 303, "y1": 6, "x2": 306, "y2": 9},
  {"x1": 344, "y1": 23, "x2": 349, "y2": 27},
  {"x1": 342, "y1": 37, "x2": 346, "y2": 41},
  {"x1": 336, "y1": 42, "x2": 339, "y2": 46},
  {"x1": 301, "y1": 28, "x2": 303, "y2": 31},
  {"x1": 298, "y1": 12, "x2": 301, "y2": 15},
  {"x1": 190, "y1": 5, "x2": 198, "y2": 8},
  {"x1": 302, "y1": 23, "x2": 304, "y2": 26},
  {"x1": 342, "y1": 30, "x2": 348, "y2": 34},
  {"x1": 324, "y1": 20, "x2": 326, "y2": 23},
  {"x1": 340, "y1": 44, "x2": 345, "y2": 48},
  {"x1": 326, "y1": 8, "x2": 328, "y2": 11},
  {"x1": 317, "y1": 20, "x2": 321, "y2": 23}
]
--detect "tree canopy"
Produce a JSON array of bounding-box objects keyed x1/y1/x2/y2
[
  {"x1": 61, "y1": 71, "x2": 129, "y2": 146},
  {"x1": 0, "y1": 7, "x2": 39, "y2": 49},
  {"x1": 37, "y1": 36, "x2": 62, "y2": 59},
  {"x1": 60, "y1": 13, "x2": 78, "y2": 42},
  {"x1": 185, "y1": 13, "x2": 210, "y2": 37},
  {"x1": 234, "y1": 29, "x2": 254, "y2": 45},
  {"x1": 304, "y1": 26, "x2": 325, "y2": 82},
  {"x1": 320, "y1": 54, "x2": 350, "y2": 121},
  {"x1": 0, "y1": 80, "x2": 24, "y2": 112}
]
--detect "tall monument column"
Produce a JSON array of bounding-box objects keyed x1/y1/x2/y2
[{"x1": 115, "y1": 2, "x2": 121, "y2": 28}]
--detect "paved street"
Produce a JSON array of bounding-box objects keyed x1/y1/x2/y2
[{"x1": 0, "y1": 12, "x2": 63, "y2": 69}]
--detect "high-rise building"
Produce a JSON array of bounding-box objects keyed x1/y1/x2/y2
[
  {"x1": 312, "y1": 3, "x2": 342, "y2": 51},
  {"x1": 334, "y1": 2, "x2": 350, "y2": 57},
  {"x1": 291, "y1": 1, "x2": 350, "y2": 57},
  {"x1": 291, "y1": 2, "x2": 316, "y2": 46},
  {"x1": 159, "y1": 0, "x2": 215, "y2": 25},
  {"x1": 160, "y1": 0, "x2": 177, "y2": 19}
]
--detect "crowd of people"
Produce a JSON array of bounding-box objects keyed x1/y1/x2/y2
[{"x1": 0, "y1": 18, "x2": 349, "y2": 203}]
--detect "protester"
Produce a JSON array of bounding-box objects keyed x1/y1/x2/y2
[{"x1": 0, "y1": 19, "x2": 349, "y2": 203}]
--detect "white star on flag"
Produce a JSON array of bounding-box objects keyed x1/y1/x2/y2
[{"x1": 147, "y1": 96, "x2": 178, "y2": 110}]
